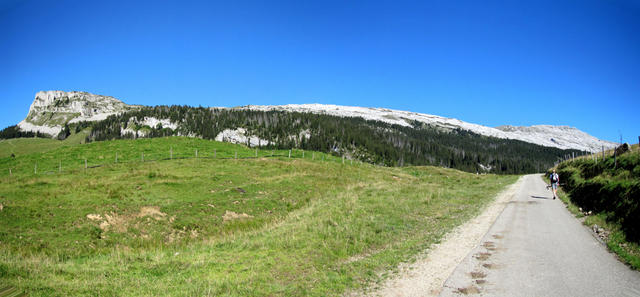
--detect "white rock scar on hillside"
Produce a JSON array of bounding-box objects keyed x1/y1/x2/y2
[{"x1": 214, "y1": 128, "x2": 271, "y2": 147}]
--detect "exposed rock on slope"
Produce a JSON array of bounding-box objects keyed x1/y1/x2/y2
[
  {"x1": 14, "y1": 91, "x2": 617, "y2": 153},
  {"x1": 495, "y1": 125, "x2": 617, "y2": 154},
  {"x1": 214, "y1": 128, "x2": 272, "y2": 147},
  {"x1": 238, "y1": 104, "x2": 618, "y2": 152},
  {"x1": 17, "y1": 90, "x2": 137, "y2": 136}
]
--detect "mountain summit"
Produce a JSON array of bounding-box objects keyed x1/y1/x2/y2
[{"x1": 17, "y1": 90, "x2": 137, "y2": 136}]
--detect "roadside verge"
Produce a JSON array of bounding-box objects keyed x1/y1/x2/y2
[{"x1": 358, "y1": 175, "x2": 524, "y2": 297}]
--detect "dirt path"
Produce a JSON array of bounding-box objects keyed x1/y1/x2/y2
[{"x1": 358, "y1": 176, "x2": 525, "y2": 297}]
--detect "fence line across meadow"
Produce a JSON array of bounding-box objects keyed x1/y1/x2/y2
[{"x1": 3, "y1": 147, "x2": 359, "y2": 178}]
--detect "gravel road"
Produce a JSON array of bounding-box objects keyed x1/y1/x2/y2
[{"x1": 440, "y1": 174, "x2": 640, "y2": 297}]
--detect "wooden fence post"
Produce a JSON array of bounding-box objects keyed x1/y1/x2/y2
[
  {"x1": 312, "y1": 153, "x2": 315, "y2": 160},
  {"x1": 9, "y1": 168, "x2": 11, "y2": 176},
  {"x1": 289, "y1": 150, "x2": 291, "y2": 158},
  {"x1": 255, "y1": 148, "x2": 258, "y2": 157},
  {"x1": 34, "y1": 162, "x2": 37, "y2": 174},
  {"x1": 302, "y1": 150, "x2": 305, "y2": 158},
  {"x1": 235, "y1": 151, "x2": 237, "y2": 159},
  {"x1": 85, "y1": 158, "x2": 87, "y2": 170}
]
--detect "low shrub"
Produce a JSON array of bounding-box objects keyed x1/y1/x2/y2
[{"x1": 550, "y1": 150, "x2": 640, "y2": 242}]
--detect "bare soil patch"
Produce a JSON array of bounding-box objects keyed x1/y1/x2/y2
[
  {"x1": 222, "y1": 210, "x2": 253, "y2": 222},
  {"x1": 456, "y1": 285, "x2": 480, "y2": 295},
  {"x1": 138, "y1": 206, "x2": 166, "y2": 220},
  {"x1": 86, "y1": 206, "x2": 167, "y2": 232},
  {"x1": 469, "y1": 271, "x2": 486, "y2": 279},
  {"x1": 482, "y1": 263, "x2": 497, "y2": 269},
  {"x1": 473, "y1": 252, "x2": 492, "y2": 261}
]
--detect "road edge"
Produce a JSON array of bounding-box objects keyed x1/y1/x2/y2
[{"x1": 361, "y1": 175, "x2": 525, "y2": 297}]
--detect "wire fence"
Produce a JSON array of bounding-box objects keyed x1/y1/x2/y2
[
  {"x1": 554, "y1": 140, "x2": 638, "y2": 168},
  {"x1": 2, "y1": 146, "x2": 360, "y2": 178}
]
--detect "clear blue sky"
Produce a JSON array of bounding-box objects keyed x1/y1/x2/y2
[{"x1": 1, "y1": 0, "x2": 638, "y2": 143}]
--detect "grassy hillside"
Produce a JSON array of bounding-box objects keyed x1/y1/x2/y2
[
  {"x1": 0, "y1": 128, "x2": 90, "y2": 159},
  {"x1": 0, "y1": 137, "x2": 518, "y2": 296},
  {"x1": 550, "y1": 144, "x2": 639, "y2": 269}
]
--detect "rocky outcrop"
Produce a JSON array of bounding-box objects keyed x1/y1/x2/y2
[
  {"x1": 214, "y1": 128, "x2": 271, "y2": 147},
  {"x1": 17, "y1": 90, "x2": 137, "y2": 136},
  {"x1": 614, "y1": 143, "x2": 632, "y2": 156}
]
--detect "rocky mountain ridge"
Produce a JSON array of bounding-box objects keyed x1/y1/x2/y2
[
  {"x1": 237, "y1": 104, "x2": 618, "y2": 152},
  {"x1": 14, "y1": 91, "x2": 618, "y2": 152},
  {"x1": 17, "y1": 91, "x2": 138, "y2": 136}
]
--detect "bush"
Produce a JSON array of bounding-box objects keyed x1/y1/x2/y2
[
  {"x1": 552, "y1": 152, "x2": 640, "y2": 242},
  {"x1": 614, "y1": 181, "x2": 640, "y2": 242}
]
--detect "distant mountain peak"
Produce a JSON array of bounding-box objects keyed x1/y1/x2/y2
[{"x1": 18, "y1": 90, "x2": 137, "y2": 136}]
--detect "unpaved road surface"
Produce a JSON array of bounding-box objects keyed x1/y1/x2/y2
[{"x1": 440, "y1": 174, "x2": 640, "y2": 297}]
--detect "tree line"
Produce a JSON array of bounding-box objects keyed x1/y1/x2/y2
[
  {"x1": 0, "y1": 125, "x2": 50, "y2": 139},
  {"x1": 76, "y1": 105, "x2": 583, "y2": 174}
]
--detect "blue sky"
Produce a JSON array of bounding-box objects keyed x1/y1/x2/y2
[{"x1": 1, "y1": 0, "x2": 638, "y2": 143}]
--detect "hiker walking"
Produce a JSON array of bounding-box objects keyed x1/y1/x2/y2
[{"x1": 549, "y1": 169, "x2": 559, "y2": 200}]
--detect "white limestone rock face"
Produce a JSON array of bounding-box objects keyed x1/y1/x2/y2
[
  {"x1": 17, "y1": 90, "x2": 137, "y2": 136},
  {"x1": 215, "y1": 128, "x2": 271, "y2": 147},
  {"x1": 120, "y1": 117, "x2": 178, "y2": 137},
  {"x1": 495, "y1": 125, "x2": 618, "y2": 153},
  {"x1": 235, "y1": 104, "x2": 618, "y2": 152}
]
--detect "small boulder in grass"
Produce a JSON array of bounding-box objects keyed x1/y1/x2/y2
[{"x1": 615, "y1": 143, "x2": 631, "y2": 156}]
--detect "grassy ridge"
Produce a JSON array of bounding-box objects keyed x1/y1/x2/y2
[
  {"x1": 0, "y1": 128, "x2": 90, "y2": 159},
  {"x1": 0, "y1": 137, "x2": 338, "y2": 177},
  {"x1": 550, "y1": 144, "x2": 640, "y2": 269},
  {"x1": 0, "y1": 137, "x2": 518, "y2": 296}
]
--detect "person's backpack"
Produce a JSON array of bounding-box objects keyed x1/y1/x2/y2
[{"x1": 550, "y1": 173, "x2": 558, "y2": 183}]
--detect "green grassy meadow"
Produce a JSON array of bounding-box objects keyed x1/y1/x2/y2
[
  {"x1": 0, "y1": 137, "x2": 518, "y2": 296},
  {"x1": 0, "y1": 128, "x2": 90, "y2": 159}
]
